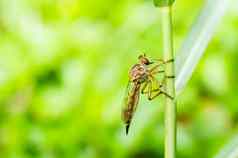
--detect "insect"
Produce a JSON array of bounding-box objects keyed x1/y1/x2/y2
[{"x1": 122, "y1": 54, "x2": 174, "y2": 135}]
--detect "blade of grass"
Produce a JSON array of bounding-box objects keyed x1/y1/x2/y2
[
  {"x1": 214, "y1": 133, "x2": 238, "y2": 158},
  {"x1": 175, "y1": 0, "x2": 228, "y2": 94}
]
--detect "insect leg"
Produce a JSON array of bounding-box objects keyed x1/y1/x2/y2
[
  {"x1": 151, "y1": 70, "x2": 165, "y2": 75},
  {"x1": 141, "y1": 81, "x2": 149, "y2": 94},
  {"x1": 164, "y1": 59, "x2": 174, "y2": 64},
  {"x1": 165, "y1": 75, "x2": 175, "y2": 78},
  {"x1": 149, "y1": 65, "x2": 164, "y2": 74},
  {"x1": 148, "y1": 90, "x2": 162, "y2": 100},
  {"x1": 146, "y1": 80, "x2": 151, "y2": 99},
  {"x1": 144, "y1": 79, "x2": 160, "y2": 100},
  {"x1": 146, "y1": 76, "x2": 174, "y2": 100},
  {"x1": 149, "y1": 59, "x2": 174, "y2": 75},
  {"x1": 143, "y1": 87, "x2": 161, "y2": 94},
  {"x1": 151, "y1": 58, "x2": 174, "y2": 65},
  {"x1": 148, "y1": 89, "x2": 174, "y2": 100},
  {"x1": 160, "y1": 75, "x2": 175, "y2": 87},
  {"x1": 160, "y1": 90, "x2": 174, "y2": 100},
  {"x1": 145, "y1": 79, "x2": 161, "y2": 100},
  {"x1": 142, "y1": 80, "x2": 153, "y2": 100}
]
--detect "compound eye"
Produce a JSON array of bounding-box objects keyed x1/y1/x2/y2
[
  {"x1": 143, "y1": 58, "x2": 150, "y2": 65},
  {"x1": 138, "y1": 55, "x2": 143, "y2": 59}
]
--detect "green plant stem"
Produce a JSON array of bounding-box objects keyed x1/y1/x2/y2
[{"x1": 161, "y1": 6, "x2": 176, "y2": 158}]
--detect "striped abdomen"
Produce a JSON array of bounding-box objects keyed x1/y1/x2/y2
[{"x1": 122, "y1": 82, "x2": 141, "y2": 134}]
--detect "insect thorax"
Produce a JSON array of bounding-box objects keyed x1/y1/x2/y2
[{"x1": 129, "y1": 64, "x2": 148, "y2": 83}]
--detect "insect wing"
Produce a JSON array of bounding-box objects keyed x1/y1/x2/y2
[{"x1": 121, "y1": 81, "x2": 140, "y2": 125}]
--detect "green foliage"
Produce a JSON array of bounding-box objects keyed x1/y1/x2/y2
[
  {"x1": 0, "y1": 0, "x2": 237, "y2": 158},
  {"x1": 154, "y1": 0, "x2": 175, "y2": 7}
]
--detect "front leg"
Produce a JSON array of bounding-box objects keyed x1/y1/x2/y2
[{"x1": 149, "y1": 59, "x2": 174, "y2": 75}]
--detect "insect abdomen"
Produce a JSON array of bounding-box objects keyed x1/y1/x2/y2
[{"x1": 122, "y1": 83, "x2": 141, "y2": 134}]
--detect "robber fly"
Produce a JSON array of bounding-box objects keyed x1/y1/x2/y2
[{"x1": 122, "y1": 54, "x2": 174, "y2": 135}]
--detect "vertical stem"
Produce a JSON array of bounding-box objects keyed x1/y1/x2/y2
[{"x1": 161, "y1": 6, "x2": 176, "y2": 158}]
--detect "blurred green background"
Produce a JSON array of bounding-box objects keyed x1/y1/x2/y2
[{"x1": 0, "y1": 0, "x2": 237, "y2": 158}]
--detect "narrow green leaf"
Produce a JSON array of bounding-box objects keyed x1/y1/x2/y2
[
  {"x1": 153, "y1": 0, "x2": 175, "y2": 7},
  {"x1": 214, "y1": 133, "x2": 238, "y2": 158},
  {"x1": 175, "y1": 0, "x2": 228, "y2": 94}
]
